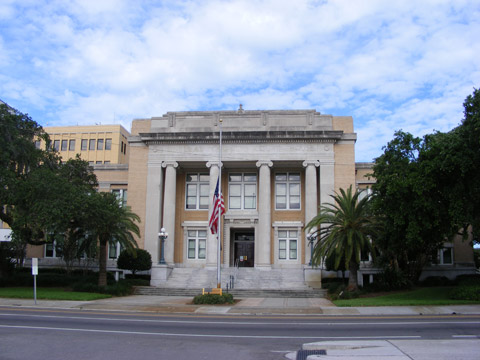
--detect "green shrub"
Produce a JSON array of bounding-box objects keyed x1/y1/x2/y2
[
  {"x1": 450, "y1": 285, "x2": 480, "y2": 301},
  {"x1": 420, "y1": 276, "x2": 454, "y2": 287},
  {"x1": 117, "y1": 249, "x2": 152, "y2": 275},
  {"x1": 455, "y1": 274, "x2": 480, "y2": 286},
  {"x1": 368, "y1": 268, "x2": 412, "y2": 291},
  {"x1": 193, "y1": 293, "x2": 234, "y2": 304},
  {"x1": 72, "y1": 280, "x2": 133, "y2": 296}
]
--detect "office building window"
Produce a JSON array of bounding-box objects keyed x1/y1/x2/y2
[
  {"x1": 53, "y1": 140, "x2": 60, "y2": 151},
  {"x1": 109, "y1": 241, "x2": 123, "y2": 259},
  {"x1": 34, "y1": 140, "x2": 41, "y2": 149},
  {"x1": 97, "y1": 139, "x2": 104, "y2": 150},
  {"x1": 275, "y1": 173, "x2": 300, "y2": 210},
  {"x1": 187, "y1": 230, "x2": 207, "y2": 259},
  {"x1": 96, "y1": 161, "x2": 102, "y2": 164},
  {"x1": 228, "y1": 173, "x2": 257, "y2": 210},
  {"x1": 81, "y1": 139, "x2": 88, "y2": 151},
  {"x1": 61, "y1": 140, "x2": 68, "y2": 151},
  {"x1": 105, "y1": 138, "x2": 112, "y2": 150},
  {"x1": 89, "y1": 139, "x2": 96, "y2": 150},
  {"x1": 439, "y1": 247, "x2": 453, "y2": 265},
  {"x1": 185, "y1": 173, "x2": 209, "y2": 209},
  {"x1": 278, "y1": 230, "x2": 297, "y2": 260},
  {"x1": 112, "y1": 189, "x2": 128, "y2": 206},
  {"x1": 45, "y1": 239, "x2": 63, "y2": 258},
  {"x1": 69, "y1": 139, "x2": 75, "y2": 151}
]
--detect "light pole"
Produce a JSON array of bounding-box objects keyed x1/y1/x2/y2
[
  {"x1": 307, "y1": 232, "x2": 316, "y2": 268},
  {"x1": 158, "y1": 228, "x2": 168, "y2": 265}
]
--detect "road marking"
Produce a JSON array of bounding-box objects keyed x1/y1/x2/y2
[
  {"x1": 0, "y1": 324, "x2": 422, "y2": 339},
  {"x1": 1, "y1": 312, "x2": 479, "y2": 327},
  {"x1": 452, "y1": 335, "x2": 478, "y2": 338}
]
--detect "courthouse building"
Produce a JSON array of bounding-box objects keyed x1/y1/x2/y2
[{"x1": 21, "y1": 106, "x2": 475, "y2": 288}]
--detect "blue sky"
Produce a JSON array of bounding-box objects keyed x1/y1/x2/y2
[{"x1": 1, "y1": 0, "x2": 479, "y2": 162}]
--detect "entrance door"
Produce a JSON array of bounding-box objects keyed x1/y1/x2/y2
[{"x1": 233, "y1": 230, "x2": 254, "y2": 267}]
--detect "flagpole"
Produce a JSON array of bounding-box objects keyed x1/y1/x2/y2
[{"x1": 217, "y1": 118, "x2": 223, "y2": 288}]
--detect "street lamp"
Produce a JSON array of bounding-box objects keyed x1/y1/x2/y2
[
  {"x1": 307, "y1": 232, "x2": 316, "y2": 268},
  {"x1": 158, "y1": 228, "x2": 168, "y2": 265}
]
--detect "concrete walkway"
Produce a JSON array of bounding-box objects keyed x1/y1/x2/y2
[{"x1": 1, "y1": 295, "x2": 480, "y2": 316}]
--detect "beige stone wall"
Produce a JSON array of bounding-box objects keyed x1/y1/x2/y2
[
  {"x1": 454, "y1": 233, "x2": 475, "y2": 263},
  {"x1": 332, "y1": 116, "x2": 354, "y2": 132},
  {"x1": 334, "y1": 143, "x2": 356, "y2": 192},
  {"x1": 127, "y1": 144, "x2": 149, "y2": 250}
]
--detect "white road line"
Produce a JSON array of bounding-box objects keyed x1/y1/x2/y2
[
  {"x1": 452, "y1": 335, "x2": 478, "y2": 338},
  {"x1": 0, "y1": 324, "x2": 422, "y2": 340},
  {"x1": 0, "y1": 313, "x2": 478, "y2": 327}
]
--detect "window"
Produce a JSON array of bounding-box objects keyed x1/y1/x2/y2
[
  {"x1": 34, "y1": 140, "x2": 41, "y2": 149},
  {"x1": 96, "y1": 161, "x2": 102, "y2": 164},
  {"x1": 97, "y1": 139, "x2": 104, "y2": 150},
  {"x1": 186, "y1": 173, "x2": 209, "y2": 209},
  {"x1": 109, "y1": 241, "x2": 123, "y2": 259},
  {"x1": 61, "y1": 139, "x2": 68, "y2": 151},
  {"x1": 69, "y1": 139, "x2": 75, "y2": 151},
  {"x1": 53, "y1": 140, "x2": 60, "y2": 151},
  {"x1": 81, "y1": 139, "x2": 88, "y2": 151},
  {"x1": 105, "y1": 138, "x2": 112, "y2": 150},
  {"x1": 187, "y1": 230, "x2": 207, "y2": 259},
  {"x1": 439, "y1": 247, "x2": 453, "y2": 265},
  {"x1": 45, "y1": 240, "x2": 63, "y2": 258},
  {"x1": 278, "y1": 230, "x2": 297, "y2": 260},
  {"x1": 104, "y1": 161, "x2": 110, "y2": 164},
  {"x1": 228, "y1": 173, "x2": 257, "y2": 210},
  {"x1": 275, "y1": 173, "x2": 300, "y2": 209},
  {"x1": 112, "y1": 189, "x2": 128, "y2": 206},
  {"x1": 89, "y1": 139, "x2": 96, "y2": 150}
]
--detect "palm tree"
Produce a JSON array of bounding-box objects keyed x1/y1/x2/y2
[
  {"x1": 85, "y1": 192, "x2": 141, "y2": 287},
  {"x1": 305, "y1": 186, "x2": 376, "y2": 291}
]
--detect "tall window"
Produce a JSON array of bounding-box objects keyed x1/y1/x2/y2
[
  {"x1": 89, "y1": 139, "x2": 96, "y2": 150},
  {"x1": 228, "y1": 173, "x2": 257, "y2": 210},
  {"x1": 439, "y1": 247, "x2": 453, "y2": 265},
  {"x1": 45, "y1": 239, "x2": 63, "y2": 258},
  {"x1": 278, "y1": 230, "x2": 297, "y2": 260},
  {"x1": 97, "y1": 139, "x2": 104, "y2": 150},
  {"x1": 109, "y1": 241, "x2": 123, "y2": 259},
  {"x1": 112, "y1": 189, "x2": 127, "y2": 206},
  {"x1": 105, "y1": 138, "x2": 112, "y2": 150},
  {"x1": 81, "y1": 139, "x2": 88, "y2": 151},
  {"x1": 185, "y1": 173, "x2": 209, "y2": 210},
  {"x1": 53, "y1": 140, "x2": 60, "y2": 151},
  {"x1": 61, "y1": 140, "x2": 68, "y2": 151},
  {"x1": 275, "y1": 173, "x2": 300, "y2": 209},
  {"x1": 187, "y1": 230, "x2": 207, "y2": 259},
  {"x1": 69, "y1": 139, "x2": 75, "y2": 151},
  {"x1": 34, "y1": 140, "x2": 41, "y2": 149}
]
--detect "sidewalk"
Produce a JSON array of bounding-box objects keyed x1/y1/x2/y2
[{"x1": 1, "y1": 295, "x2": 480, "y2": 316}]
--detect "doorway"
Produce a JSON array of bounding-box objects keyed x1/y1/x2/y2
[{"x1": 232, "y1": 230, "x2": 254, "y2": 267}]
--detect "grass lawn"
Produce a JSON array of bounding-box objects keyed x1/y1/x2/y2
[
  {"x1": 333, "y1": 287, "x2": 480, "y2": 307},
  {"x1": 0, "y1": 287, "x2": 111, "y2": 301}
]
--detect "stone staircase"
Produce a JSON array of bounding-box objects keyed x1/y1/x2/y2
[{"x1": 133, "y1": 267, "x2": 327, "y2": 298}]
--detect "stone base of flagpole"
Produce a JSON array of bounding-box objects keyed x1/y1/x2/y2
[{"x1": 150, "y1": 264, "x2": 173, "y2": 287}]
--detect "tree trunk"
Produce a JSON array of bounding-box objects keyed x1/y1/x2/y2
[
  {"x1": 347, "y1": 260, "x2": 359, "y2": 291},
  {"x1": 98, "y1": 239, "x2": 108, "y2": 287}
]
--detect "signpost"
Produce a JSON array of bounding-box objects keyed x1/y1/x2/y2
[{"x1": 31, "y1": 258, "x2": 38, "y2": 305}]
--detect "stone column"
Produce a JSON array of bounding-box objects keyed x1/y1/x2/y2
[
  {"x1": 144, "y1": 159, "x2": 164, "y2": 263},
  {"x1": 303, "y1": 160, "x2": 320, "y2": 265},
  {"x1": 161, "y1": 161, "x2": 178, "y2": 264},
  {"x1": 206, "y1": 162, "x2": 221, "y2": 268},
  {"x1": 256, "y1": 160, "x2": 273, "y2": 267}
]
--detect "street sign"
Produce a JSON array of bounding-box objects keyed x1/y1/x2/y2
[{"x1": 32, "y1": 258, "x2": 38, "y2": 275}]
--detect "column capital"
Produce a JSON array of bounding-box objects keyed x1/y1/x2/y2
[
  {"x1": 302, "y1": 160, "x2": 320, "y2": 168},
  {"x1": 256, "y1": 160, "x2": 273, "y2": 168},
  {"x1": 162, "y1": 161, "x2": 178, "y2": 169},
  {"x1": 206, "y1": 161, "x2": 223, "y2": 169}
]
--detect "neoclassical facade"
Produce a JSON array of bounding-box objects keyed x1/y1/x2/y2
[{"x1": 126, "y1": 108, "x2": 356, "y2": 285}]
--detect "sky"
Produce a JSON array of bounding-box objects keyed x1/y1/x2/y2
[{"x1": 0, "y1": 0, "x2": 479, "y2": 162}]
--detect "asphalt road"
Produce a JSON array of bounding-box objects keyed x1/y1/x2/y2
[{"x1": 0, "y1": 307, "x2": 479, "y2": 360}]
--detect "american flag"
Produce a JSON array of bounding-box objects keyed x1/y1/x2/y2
[{"x1": 209, "y1": 177, "x2": 225, "y2": 234}]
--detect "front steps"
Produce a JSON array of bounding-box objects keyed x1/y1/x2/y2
[
  {"x1": 134, "y1": 287, "x2": 327, "y2": 298},
  {"x1": 134, "y1": 266, "x2": 327, "y2": 298}
]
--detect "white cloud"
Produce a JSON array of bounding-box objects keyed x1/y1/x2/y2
[{"x1": 0, "y1": 0, "x2": 479, "y2": 161}]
